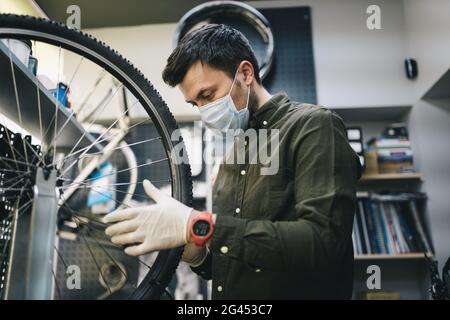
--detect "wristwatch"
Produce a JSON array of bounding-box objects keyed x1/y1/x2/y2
[{"x1": 190, "y1": 211, "x2": 214, "y2": 247}]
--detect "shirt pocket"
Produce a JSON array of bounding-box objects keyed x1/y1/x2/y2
[
  {"x1": 212, "y1": 165, "x2": 237, "y2": 216},
  {"x1": 259, "y1": 167, "x2": 294, "y2": 220}
]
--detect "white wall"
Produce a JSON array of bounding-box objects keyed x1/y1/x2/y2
[
  {"x1": 0, "y1": 0, "x2": 46, "y2": 17},
  {"x1": 248, "y1": 0, "x2": 414, "y2": 108},
  {"x1": 403, "y1": 0, "x2": 450, "y2": 99},
  {"x1": 403, "y1": 0, "x2": 450, "y2": 267},
  {"x1": 76, "y1": 23, "x2": 201, "y2": 121}
]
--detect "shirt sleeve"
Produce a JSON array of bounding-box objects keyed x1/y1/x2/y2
[
  {"x1": 209, "y1": 108, "x2": 361, "y2": 274},
  {"x1": 189, "y1": 248, "x2": 212, "y2": 280}
]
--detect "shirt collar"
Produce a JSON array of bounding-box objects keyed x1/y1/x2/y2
[{"x1": 249, "y1": 91, "x2": 290, "y2": 129}]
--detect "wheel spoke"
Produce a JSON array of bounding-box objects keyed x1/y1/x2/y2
[
  {"x1": 57, "y1": 91, "x2": 134, "y2": 175},
  {"x1": 59, "y1": 157, "x2": 168, "y2": 199},
  {"x1": 58, "y1": 178, "x2": 171, "y2": 188},
  {"x1": 44, "y1": 56, "x2": 85, "y2": 151},
  {"x1": 59, "y1": 179, "x2": 150, "y2": 201},
  {"x1": 60, "y1": 117, "x2": 150, "y2": 161},
  {"x1": 7, "y1": 39, "x2": 22, "y2": 125},
  {"x1": 0, "y1": 168, "x2": 29, "y2": 175},
  {"x1": 74, "y1": 69, "x2": 106, "y2": 116},
  {"x1": 82, "y1": 158, "x2": 168, "y2": 184},
  {"x1": 23, "y1": 138, "x2": 45, "y2": 166},
  {"x1": 51, "y1": 46, "x2": 62, "y2": 165},
  {"x1": 53, "y1": 245, "x2": 68, "y2": 269},
  {"x1": 79, "y1": 230, "x2": 113, "y2": 295},
  {"x1": 80, "y1": 136, "x2": 161, "y2": 157},
  {"x1": 1, "y1": 175, "x2": 27, "y2": 191},
  {"x1": 77, "y1": 217, "x2": 129, "y2": 282},
  {"x1": 0, "y1": 156, "x2": 38, "y2": 169},
  {"x1": 1, "y1": 171, "x2": 29, "y2": 184},
  {"x1": 55, "y1": 82, "x2": 124, "y2": 170},
  {"x1": 51, "y1": 267, "x2": 63, "y2": 300},
  {"x1": 39, "y1": 56, "x2": 85, "y2": 153},
  {"x1": 32, "y1": 41, "x2": 44, "y2": 144}
]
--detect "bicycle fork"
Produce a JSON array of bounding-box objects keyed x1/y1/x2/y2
[{"x1": 5, "y1": 167, "x2": 58, "y2": 299}]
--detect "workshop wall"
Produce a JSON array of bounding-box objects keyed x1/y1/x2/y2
[
  {"x1": 73, "y1": 0, "x2": 416, "y2": 120},
  {"x1": 0, "y1": 0, "x2": 45, "y2": 17},
  {"x1": 249, "y1": 0, "x2": 414, "y2": 108},
  {"x1": 403, "y1": 0, "x2": 450, "y2": 267}
]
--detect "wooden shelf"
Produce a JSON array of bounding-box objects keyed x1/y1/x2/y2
[
  {"x1": 331, "y1": 105, "x2": 411, "y2": 122},
  {"x1": 359, "y1": 172, "x2": 423, "y2": 182},
  {"x1": 354, "y1": 253, "x2": 432, "y2": 260}
]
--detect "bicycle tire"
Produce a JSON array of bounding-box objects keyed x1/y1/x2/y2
[{"x1": 0, "y1": 14, "x2": 192, "y2": 300}]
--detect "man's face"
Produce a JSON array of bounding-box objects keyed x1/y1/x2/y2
[{"x1": 179, "y1": 61, "x2": 248, "y2": 111}]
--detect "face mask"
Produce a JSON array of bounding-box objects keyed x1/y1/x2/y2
[{"x1": 199, "y1": 69, "x2": 250, "y2": 133}]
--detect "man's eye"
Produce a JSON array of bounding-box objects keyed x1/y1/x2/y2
[{"x1": 202, "y1": 93, "x2": 213, "y2": 100}]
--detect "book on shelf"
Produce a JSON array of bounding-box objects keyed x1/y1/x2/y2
[
  {"x1": 352, "y1": 192, "x2": 433, "y2": 256},
  {"x1": 358, "y1": 291, "x2": 401, "y2": 300},
  {"x1": 365, "y1": 123, "x2": 415, "y2": 174},
  {"x1": 375, "y1": 138, "x2": 411, "y2": 149},
  {"x1": 377, "y1": 148, "x2": 413, "y2": 162}
]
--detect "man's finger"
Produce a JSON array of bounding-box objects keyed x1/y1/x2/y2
[
  {"x1": 111, "y1": 231, "x2": 142, "y2": 246},
  {"x1": 143, "y1": 179, "x2": 162, "y2": 203},
  {"x1": 103, "y1": 207, "x2": 139, "y2": 224},
  {"x1": 105, "y1": 219, "x2": 139, "y2": 237}
]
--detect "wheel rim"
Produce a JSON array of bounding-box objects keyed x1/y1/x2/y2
[{"x1": 0, "y1": 15, "x2": 192, "y2": 300}]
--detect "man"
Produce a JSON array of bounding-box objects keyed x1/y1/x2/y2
[{"x1": 104, "y1": 24, "x2": 361, "y2": 299}]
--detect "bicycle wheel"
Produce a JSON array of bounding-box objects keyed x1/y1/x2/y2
[{"x1": 0, "y1": 14, "x2": 192, "y2": 300}]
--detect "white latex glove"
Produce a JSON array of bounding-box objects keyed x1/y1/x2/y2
[{"x1": 103, "y1": 179, "x2": 193, "y2": 256}]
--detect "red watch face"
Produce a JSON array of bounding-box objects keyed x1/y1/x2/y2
[{"x1": 193, "y1": 220, "x2": 211, "y2": 237}]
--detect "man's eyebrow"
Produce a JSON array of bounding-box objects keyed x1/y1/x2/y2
[{"x1": 186, "y1": 86, "x2": 214, "y2": 105}]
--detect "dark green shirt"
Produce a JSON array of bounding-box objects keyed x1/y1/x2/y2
[{"x1": 191, "y1": 92, "x2": 362, "y2": 299}]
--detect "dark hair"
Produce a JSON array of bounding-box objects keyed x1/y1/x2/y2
[{"x1": 162, "y1": 24, "x2": 261, "y2": 87}]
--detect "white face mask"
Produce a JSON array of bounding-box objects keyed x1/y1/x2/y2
[{"x1": 199, "y1": 69, "x2": 250, "y2": 133}]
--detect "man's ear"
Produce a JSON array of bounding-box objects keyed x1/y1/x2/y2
[{"x1": 240, "y1": 60, "x2": 255, "y2": 85}]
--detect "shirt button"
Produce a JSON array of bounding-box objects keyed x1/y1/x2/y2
[
  {"x1": 263, "y1": 120, "x2": 268, "y2": 126},
  {"x1": 217, "y1": 286, "x2": 223, "y2": 292},
  {"x1": 220, "y1": 246, "x2": 229, "y2": 254},
  {"x1": 240, "y1": 170, "x2": 246, "y2": 176},
  {"x1": 235, "y1": 208, "x2": 240, "y2": 213}
]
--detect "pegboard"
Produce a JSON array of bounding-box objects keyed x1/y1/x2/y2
[
  {"x1": 259, "y1": 6, "x2": 317, "y2": 104},
  {"x1": 55, "y1": 236, "x2": 138, "y2": 299},
  {"x1": 125, "y1": 123, "x2": 172, "y2": 199}
]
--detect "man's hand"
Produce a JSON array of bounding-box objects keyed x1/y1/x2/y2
[{"x1": 103, "y1": 179, "x2": 195, "y2": 256}]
